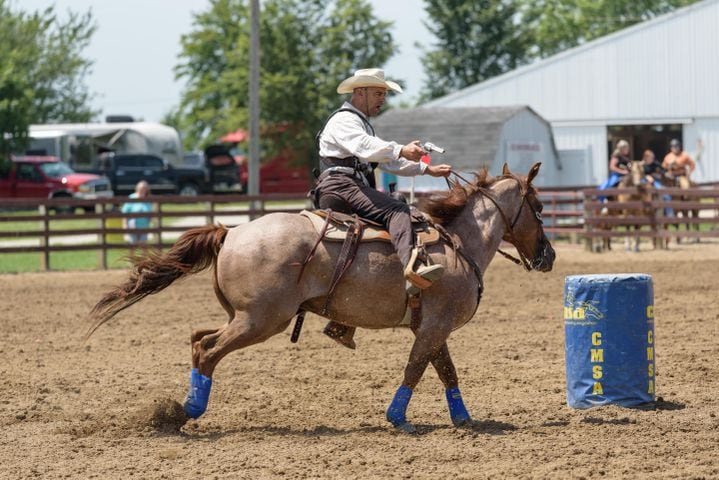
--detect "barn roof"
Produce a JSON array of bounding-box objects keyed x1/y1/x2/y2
[{"x1": 373, "y1": 105, "x2": 550, "y2": 170}]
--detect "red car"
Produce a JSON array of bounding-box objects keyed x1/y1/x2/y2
[{"x1": 0, "y1": 155, "x2": 114, "y2": 202}]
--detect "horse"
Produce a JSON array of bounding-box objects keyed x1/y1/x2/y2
[
  {"x1": 87, "y1": 162, "x2": 555, "y2": 433},
  {"x1": 597, "y1": 161, "x2": 651, "y2": 252},
  {"x1": 668, "y1": 174, "x2": 701, "y2": 243}
]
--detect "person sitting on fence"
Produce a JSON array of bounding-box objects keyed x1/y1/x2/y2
[
  {"x1": 599, "y1": 139, "x2": 631, "y2": 191},
  {"x1": 662, "y1": 139, "x2": 696, "y2": 182},
  {"x1": 121, "y1": 180, "x2": 152, "y2": 253}
]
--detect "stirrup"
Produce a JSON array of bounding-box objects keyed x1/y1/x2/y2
[{"x1": 403, "y1": 247, "x2": 445, "y2": 293}]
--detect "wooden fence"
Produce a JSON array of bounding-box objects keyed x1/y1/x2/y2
[
  {"x1": 1, "y1": 183, "x2": 718, "y2": 271},
  {"x1": 0, "y1": 194, "x2": 311, "y2": 270}
]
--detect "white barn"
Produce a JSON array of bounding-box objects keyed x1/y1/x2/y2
[{"x1": 422, "y1": 0, "x2": 719, "y2": 185}]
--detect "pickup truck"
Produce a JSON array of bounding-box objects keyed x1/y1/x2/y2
[
  {"x1": 79, "y1": 153, "x2": 209, "y2": 196},
  {"x1": 0, "y1": 156, "x2": 113, "y2": 208}
]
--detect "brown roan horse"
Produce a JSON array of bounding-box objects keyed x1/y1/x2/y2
[{"x1": 88, "y1": 162, "x2": 555, "y2": 433}]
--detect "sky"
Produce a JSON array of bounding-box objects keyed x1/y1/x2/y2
[{"x1": 19, "y1": 0, "x2": 431, "y2": 123}]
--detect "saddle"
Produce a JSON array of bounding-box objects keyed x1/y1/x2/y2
[{"x1": 299, "y1": 209, "x2": 441, "y2": 245}]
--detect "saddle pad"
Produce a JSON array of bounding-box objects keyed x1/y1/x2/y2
[{"x1": 300, "y1": 210, "x2": 440, "y2": 245}]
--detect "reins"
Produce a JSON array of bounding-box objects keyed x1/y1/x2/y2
[{"x1": 445, "y1": 171, "x2": 541, "y2": 271}]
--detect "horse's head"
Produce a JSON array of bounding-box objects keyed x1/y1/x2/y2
[
  {"x1": 498, "y1": 162, "x2": 555, "y2": 272},
  {"x1": 628, "y1": 161, "x2": 645, "y2": 187}
]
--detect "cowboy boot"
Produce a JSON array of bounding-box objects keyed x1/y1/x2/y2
[
  {"x1": 323, "y1": 321, "x2": 356, "y2": 350},
  {"x1": 403, "y1": 247, "x2": 445, "y2": 295}
]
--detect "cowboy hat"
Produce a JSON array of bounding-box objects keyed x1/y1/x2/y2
[{"x1": 337, "y1": 68, "x2": 402, "y2": 94}]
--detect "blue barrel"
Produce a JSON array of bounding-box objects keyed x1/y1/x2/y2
[{"x1": 564, "y1": 274, "x2": 655, "y2": 408}]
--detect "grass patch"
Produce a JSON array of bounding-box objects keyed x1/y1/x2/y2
[{"x1": 0, "y1": 249, "x2": 132, "y2": 274}]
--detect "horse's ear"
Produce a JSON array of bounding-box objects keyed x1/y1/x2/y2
[
  {"x1": 502, "y1": 163, "x2": 511, "y2": 176},
  {"x1": 527, "y1": 162, "x2": 541, "y2": 184}
]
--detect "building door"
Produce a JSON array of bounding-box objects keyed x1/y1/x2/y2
[{"x1": 607, "y1": 124, "x2": 683, "y2": 161}]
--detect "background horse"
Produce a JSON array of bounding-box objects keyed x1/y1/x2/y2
[
  {"x1": 669, "y1": 174, "x2": 701, "y2": 243},
  {"x1": 88, "y1": 163, "x2": 555, "y2": 433},
  {"x1": 598, "y1": 161, "x2": 649, "y2": 252}
]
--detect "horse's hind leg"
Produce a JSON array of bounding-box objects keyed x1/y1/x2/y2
[
  {"x1": 190, "y1": 328, "x2": 220, "y2": 369},
  {"x1": 183, "y1": 312, "x2": 291, "y2": 419},
  {"x1": 430, "y1": 343, "x2": 471, "y2": 426}
]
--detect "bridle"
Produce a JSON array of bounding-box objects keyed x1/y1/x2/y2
[{"x1": 446, "y1": 171, "x2": 544, "y2": 271}]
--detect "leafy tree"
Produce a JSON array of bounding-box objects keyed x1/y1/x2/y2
[
  {"x1": 418, "y1": 0, "x2": 701, "y2": 101},
  {"x1": 0, "y1": 1, "x2": 97, "y2": 159},
  {"x1": 173, "y1": 0, "x2": 397, "y2": 163},
  {"x1": 521, "y1": 0, "x2": 702, "y2": 58},
  {"x1": 418, "y1": 0, "x2": 529, "y2": 101}
]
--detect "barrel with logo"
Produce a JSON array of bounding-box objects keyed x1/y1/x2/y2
[{"x1": 564, "y1": 274, "x2": 655, "y2": 408}]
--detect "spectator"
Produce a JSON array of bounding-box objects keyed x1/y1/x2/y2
[
  {"x1": 642, "y1": 150, "x2": 666, "y2": 186},
  {"x1": 643, "y1": 149, "x2": 672, "y2": 216},
  {"x1": 599, "y1": 139, "x2": 631, "y2": 190},
  {"x1": 662, "y1": 139, "x2": 695, "y2": 180},
  {"x1": 121, "y1": 180, "x2": 152, "y2": 253}
]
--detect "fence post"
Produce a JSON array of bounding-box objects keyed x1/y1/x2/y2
[
  {"x1": 583, "y1": 190, "x2": 593, "y2": 252},
  {"x1": 156, "y1": 199, "x2": 162, "y2": 252},
  {"x1": 206, "y1": 199, "x2": 214, "y2": 226},
  {"x1": 98, "y1": 202, "x2": 108, "y2": 269},
  {"x1": 39, "y1": 204, "x2": 50, "y2": 271}
]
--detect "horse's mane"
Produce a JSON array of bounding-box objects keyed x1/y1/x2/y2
[{"x1": 420, "y1": 169, "x2": 501, "y2": 225}]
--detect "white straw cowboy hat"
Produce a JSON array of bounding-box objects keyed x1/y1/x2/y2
[{"x1": 337, "y1": 68, "x2": 403, "y2": 94}]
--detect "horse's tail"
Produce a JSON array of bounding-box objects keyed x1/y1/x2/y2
[{"x1": 86, "y1": 224, "x2": 229, "y2": 338}]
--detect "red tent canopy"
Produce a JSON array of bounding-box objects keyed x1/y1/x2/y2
[{"x1": 220, "y1": 129, "x2": 248, "y2": 143}]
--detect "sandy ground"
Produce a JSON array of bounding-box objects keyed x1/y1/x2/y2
[{"x1": 1, "y1": 241, "x2": 718, "y2": 479}]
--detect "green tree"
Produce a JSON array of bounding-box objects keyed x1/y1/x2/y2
[
  {"x1": 173, "y1": 0, "x2": 397, "y2": 163},
  {"x1": 0, "y1": 0, "x2": 96, "y2": 159},
  {"x1": 521, "y1": 0, "x2": 701, "y2": 58},
  {"x1": 419, "y1": 0, "x2": 529, "y2": 101},
  {"x1": 418, "y1": 0, "x2": 701, "y2": 101}
]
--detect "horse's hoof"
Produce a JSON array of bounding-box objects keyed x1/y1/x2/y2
[
  {"x1": 452, "y1": 415, "x2": 472, "y2": 427},
  {"x1": 394, "y1": 422, "x2": 417, "y2": 434}
]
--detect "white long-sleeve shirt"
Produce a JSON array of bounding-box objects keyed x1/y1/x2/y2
[{"x1": 318, "y1": 102, "x2": 427, "y2": 177}]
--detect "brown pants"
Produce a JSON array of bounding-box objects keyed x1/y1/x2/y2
[{"x1": 316, "y1": 173, "x2": 414, "y2": 267}]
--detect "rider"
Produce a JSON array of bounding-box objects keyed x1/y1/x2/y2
[
  {"x1": 662, "y1": 139, "x2": 695, "y2": 181},
  {"x1": 599, "y1": 139, "x2": 632, "y2": 190},
  {"x1": 642, "y1": 150, "x2": 666, "y2": 187},
  {"x1": 315, "y1": 68, "x2": 452, "y2": 348}
]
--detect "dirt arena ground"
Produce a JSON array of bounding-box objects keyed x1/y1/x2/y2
[{"x1": 1, "y1": 241, "x2": 718, "y2": 479}]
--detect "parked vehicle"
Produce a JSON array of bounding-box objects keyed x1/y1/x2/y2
[
  {"x1": 219, "y1": 128, "x2": 311, "y2": 194},
  {"x1": 28, "y1": 120, "x2": 184, "y2": 168},
  {"x1": 77, "y1": 153, "x2": 209, "y2": 196},
  {"x1": 241, "y1": 154, "x2": 311, "y2": 194},
  {"x1": 0, "y1": 156, "x2": 113, "y2": 211},
  {"x1": 183, "y1": 145, "x2": 243, "y2": 194}
]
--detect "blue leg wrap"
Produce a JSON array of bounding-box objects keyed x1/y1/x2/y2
[
  {"x1": 386, "y1": 385, "x2": 413, "y2": 427},
  {"x1": 446, "y1": 386, "x2": 471, "y2": 426},
  {"x1": 183, "y1": 368, "x2": 213, "y2": 419}
]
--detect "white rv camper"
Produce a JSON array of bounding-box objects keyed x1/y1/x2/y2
[{"x1": 28, "y1": 121, "x2": 183, "y2": 169}]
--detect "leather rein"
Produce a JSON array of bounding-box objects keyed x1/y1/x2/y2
[{"x1": 446, "y1": 171, "x2": 543, "y2": 271}]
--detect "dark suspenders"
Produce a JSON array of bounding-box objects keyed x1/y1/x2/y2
[{"x1": 315, "y1": 108, "x2": 378, "y2": 188}]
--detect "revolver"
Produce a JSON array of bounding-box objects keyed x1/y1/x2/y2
[{"x1": 421, "y1": 142, "x2": 446, "y2": 154}]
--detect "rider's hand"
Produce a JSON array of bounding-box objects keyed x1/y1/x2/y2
[
  {"x1": 425, "y1": 164, "x2": 452, "y2": 177},
  {"x1": 400, "y1": 140, "x2": 424, "y2": 161}
]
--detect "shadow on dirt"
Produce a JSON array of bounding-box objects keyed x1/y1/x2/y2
[{"x1": 173, "y1": 418, "x2": 519, "y2": 439}]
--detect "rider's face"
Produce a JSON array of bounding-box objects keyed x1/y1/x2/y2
[{"x1": 362, "y1": 87, "x2": 387, "y2": 117}]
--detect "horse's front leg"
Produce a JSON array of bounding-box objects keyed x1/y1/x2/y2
[
  {"x1": 386, "y1": 323, "x2": 449, "y2": 433},
  {"x1": 431, "y1": 343, "x2": 471, "y2": 426}
]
